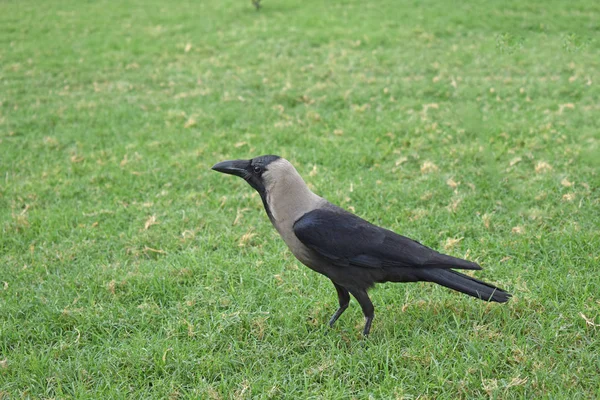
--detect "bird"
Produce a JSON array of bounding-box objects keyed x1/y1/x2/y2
[{"x1": 212, "y1": 155, "x2": 511, "y2": 336}]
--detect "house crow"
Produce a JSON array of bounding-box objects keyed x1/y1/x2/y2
[{"x1": 212, "y1": 155, "x2": 511, "y2": 336}]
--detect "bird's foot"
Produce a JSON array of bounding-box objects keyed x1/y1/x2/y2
[
  {"x1": 328, "y1": 305, "x2": 348, "y2": 328},
  {"x1": 362, "y1": 316, "x2": 373, "y2": 337}
]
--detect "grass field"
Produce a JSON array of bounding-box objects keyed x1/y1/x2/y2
[{"x1": 1, "y1": 0, "x2": 599, "y2": 398}]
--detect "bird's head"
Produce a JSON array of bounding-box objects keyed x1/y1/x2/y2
[
  {"x1": 213, "y1": 155, "x2": 320, "y2": 223},
  {"x1": 211, "y1": 155, "x2": 286, "y2": 195}
]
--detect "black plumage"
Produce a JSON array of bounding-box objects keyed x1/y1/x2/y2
[{"x1": 293, "y1": 204, "x2": 510, "y2": 335}]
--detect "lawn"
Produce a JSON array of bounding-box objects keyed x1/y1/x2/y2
[{"x1": 1, "y1": 0, "x2": 599, "y2": 398}]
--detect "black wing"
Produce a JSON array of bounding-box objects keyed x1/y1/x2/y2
[{"x1": 293, "y1": 206, "x2": 481, "y2": 270}]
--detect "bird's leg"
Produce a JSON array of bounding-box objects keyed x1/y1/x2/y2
[
  {"x1": 349, "y1": 289, "x2": 375, "y2": 336},
  {"x1": 328, "y1": 282, "x2": 350, "y2": 327}
]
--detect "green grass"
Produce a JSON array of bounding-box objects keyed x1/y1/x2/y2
[{"x1": 1, "y1": 0, "x2": 599, "y2": 397}]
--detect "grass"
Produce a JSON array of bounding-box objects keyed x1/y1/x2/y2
[{"x1": 1, "y1": 0, "x2": 599, "y2": 397}]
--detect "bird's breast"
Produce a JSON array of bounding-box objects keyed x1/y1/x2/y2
[{"x1": 272, "y1": 219, "x2": 321, "y2": 268}]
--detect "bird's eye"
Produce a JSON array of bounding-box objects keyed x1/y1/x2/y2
[{"x1": 253, "y1": 165, "x2": 262, "y2": 174}]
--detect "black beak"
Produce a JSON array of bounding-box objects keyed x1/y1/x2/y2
[{"x1": 211, "y1": 159, "x2": 250, "y2": 178}]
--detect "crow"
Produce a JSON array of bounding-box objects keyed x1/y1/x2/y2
[{"x1": 212, "y1": 155, "x2": 511, "y2": 336}]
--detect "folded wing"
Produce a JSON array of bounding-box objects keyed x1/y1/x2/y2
[{"x1": 293, "y1": 206, "x2": 481, "y2": 271}]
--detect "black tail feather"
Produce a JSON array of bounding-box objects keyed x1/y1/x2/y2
[
  {"x1": 421, "y1": 269, "x2": 511, "y2": 303},
  {"x1": 427, "y1": 253, "x2": 482, "y2": 270}
]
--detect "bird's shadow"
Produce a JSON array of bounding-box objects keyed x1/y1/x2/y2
[{"x1": 309, "y1": 297, "x2": 509, "y2": 345}]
